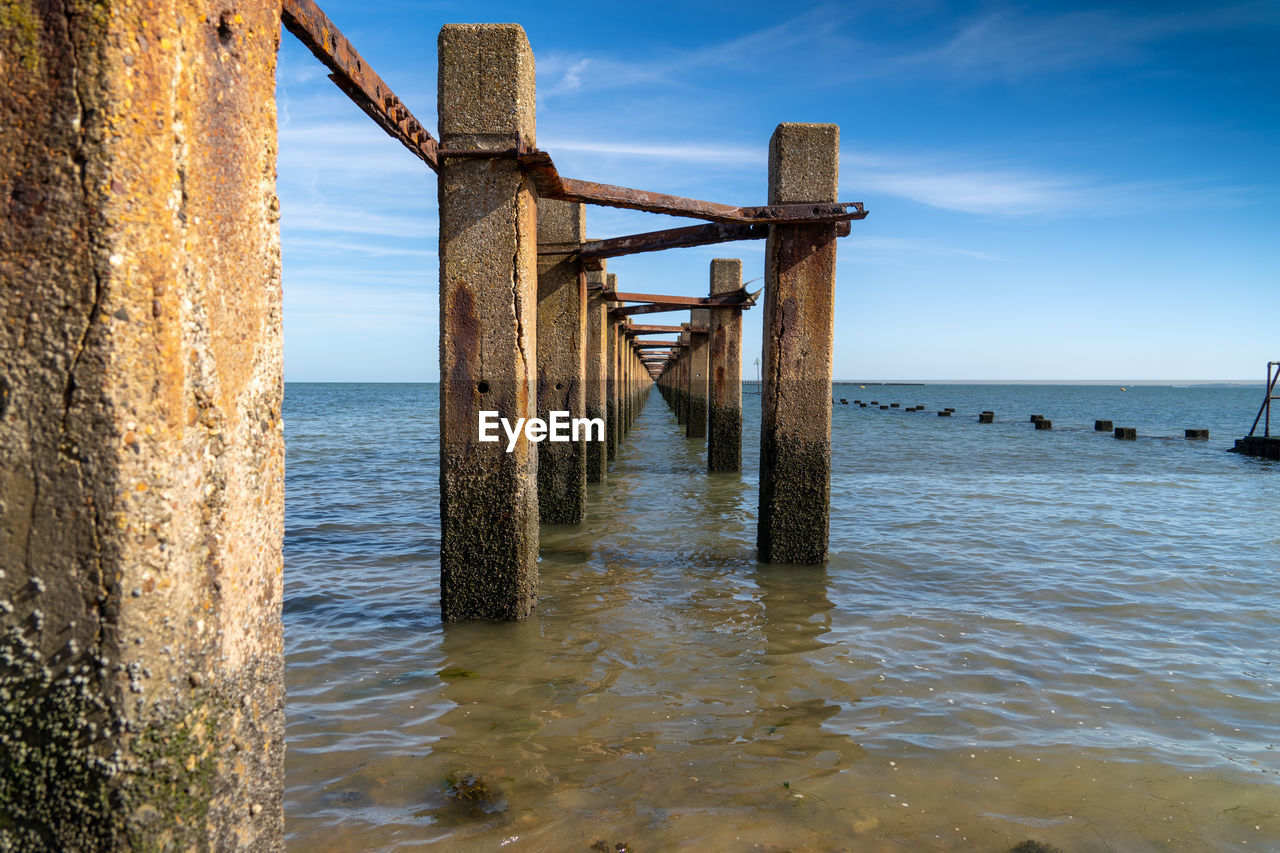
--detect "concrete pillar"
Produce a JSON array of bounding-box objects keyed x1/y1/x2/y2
[
  {"x1": 687, "y1": 311, "x2": 710, "y2": 439},
  {"x1": 707, "y1": 259, "x2": 743, "y2": 471},
  {"x1": 676, "y1": 328, "x2": 690, "y2": 426},
  {"x1": 535, "y1": 200, "x2": 586, "y2": 523},
  {"x1": 585, "y1": 272, "x2": 609, "y2": 483},
  {"x1": 620, "y1": 321, "x2": 631, "y2": 438},
  {"x1": 438, "y1": 25, "x2": 538, "y2": 619},
  {"x1": 757, "y1": 123, "x2": 839, "y2": 564},
  {"x1": 0, "y1": 3, "x2": 284, "y2": 846},
  {"x1": 605, "y1": 284, "x2": 619, "y2": 460},
  {"x1": 625, "y1": 345, "x2": 632, "y2": 431}
]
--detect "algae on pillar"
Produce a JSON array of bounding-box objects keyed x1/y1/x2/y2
[
  {"x1": 585, "y1": 269, "x2": 610, "y2": 483},
  {"x1": 438, "y1": 24, "x2": 539, "y2": 619},
  {"x1": 687, "y1": 310, "x2": 710, "y2": 439},
  {"x1": 535, "y1": 200, "x2": 587, "y2": 523},
  {"x1": 1, "y1": 3, "x2": 285, "y2": 847},
  {"x1": 757, "y1": 123, "x2": 840, "y2": 564},
  {"x1": 708, "y1": 259, "x2": 744, "y2": 472}
]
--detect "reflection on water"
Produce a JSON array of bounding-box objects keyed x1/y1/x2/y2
[{"x1": 284, "y1": 384, "x2": 1280, "y2": 850}]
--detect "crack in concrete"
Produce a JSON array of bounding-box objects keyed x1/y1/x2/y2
[{"x1": 56, "y1": 2, "x2": 109, "y2": 669}]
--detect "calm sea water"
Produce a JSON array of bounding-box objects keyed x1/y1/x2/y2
[{"x1": 283, "y1": 382, "x2": 1280, "y2": 851}]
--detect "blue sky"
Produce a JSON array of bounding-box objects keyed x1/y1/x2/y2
[{"x1": 277, "y1": 1, "x2": 1279, "y2": 382}]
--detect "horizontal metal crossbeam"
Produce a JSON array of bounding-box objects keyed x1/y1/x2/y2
[{"x1": 281, "y1": 0, "x2": 440, "y2": 170}]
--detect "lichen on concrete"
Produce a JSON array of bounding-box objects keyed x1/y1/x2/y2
[{"x1": 0, "y1": 0, "x2": 42, "y2": 72}]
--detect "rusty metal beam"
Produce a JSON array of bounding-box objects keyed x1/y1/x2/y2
[
  {"x1": 521, "y1": 150, "x2": 866, "y2": 225},
  {"x1": 613, "y1": 303, "x2": 699, "y2": 318},
  {"x1": 544, "y1": 222, "x2": 766, "y2": 259},
  {"x1": 611, "y1": 289, "x2": 754, "y2": 309},
  {"x1": 281, "y1": 0, "x2": 440, "y2": 170},
  {"x1": 277, "y1": 8, "x2": 870, "y2": 233},
  {"x1": 540, "y1": 220, "x2": 852, "y2": 262}
]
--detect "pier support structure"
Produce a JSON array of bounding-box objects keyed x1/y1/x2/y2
[
  {"x1": 687, "y1": 310, "x2": 710, "y2": 439},
  {"x1": 708, "y1": 259, "x2": 744, "y2": 471},
  {"x1": 605, "y1": 277, "x2": 620, "y2": 461},
  {"x1": 757, "y1": 123, "x2": 840, "y2": 564},
  {"x1": 585, "y1": 270, "x2": 610, "y2": 483},
  {"x1": 1, "y1": 2, "x2": 285, "y2": 846},
  {"x1": 535, "y1": 200, "x2": 587, "y2": 523},
  {"x1": 676, "y1": 326, "x2": 691, "y2": 426},
  {"x1": 621, "y1": 318, "x2": 632, "y2": 437},
  {"x1": 438, "y1": 24, "x2": 539, "y2": 619}
]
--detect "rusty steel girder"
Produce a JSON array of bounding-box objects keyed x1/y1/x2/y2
[
  {"x1": 281, "y1": 0, "x2": 440, "y2": 169},
  {"x1": 523, "y1": 149, "x2": 866, "y2": 224},
  {"x1": 628, "y1": 325, "x2": 685, "y2": 334}
]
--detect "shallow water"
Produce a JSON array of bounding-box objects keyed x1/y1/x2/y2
[{"x1": 283, "y1": 382, "x2": 1280, "y2": 851}]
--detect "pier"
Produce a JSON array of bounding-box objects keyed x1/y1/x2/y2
[
  {"x1": 1, "y1": 0, "x2": 864, "y2": 844},
  {"x1": 6, "y1": 1, "x2": 1265, "y2": 846}
]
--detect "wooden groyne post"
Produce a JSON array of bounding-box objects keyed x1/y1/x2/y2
[
  {"x1": 536, "y1": 200, "x2": 588, "y2": 522},
  {"x1": 708, "y1": 259, "x2": 745, "y2": 471},
  {"x1": 2, "y1": 2, "x2": 285, "y2": 845},
  {"x1": 438, "y1": 24, "x2": 539, "y2": 620},
  {"x1": 757, "y1": 124, "x2": 840, "y2": 564}
]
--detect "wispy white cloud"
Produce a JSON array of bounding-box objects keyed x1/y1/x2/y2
[
  {"x1": 892, "y1": 3, "x2": 1277, "y2": 82},
  {"x1": 284, "y1": 237, "x2": 437, "y2": 259},
  {"x1": 843, "y1": 151, "x2": 1092, "y2": 215},
  {"x1": 540, "y1": 138, "x2": 761, "y2": 165},
  {"x1": 850, "y1": 235, "x2": 995, "y2": 261},
  {"x1": 281, "y1": 205, "x2": 437, "y2": 240},
  {"x1": 526, "y1": 133, "x2": 1237, "y2": 219},
  {"x1": 843, "y1": 148, "x2": 1255, "y2": 216},
  {"x1": 526, "y1": 133, "x2": 1231, "y2": 219},
  {"x1": 538, "y1": 3, "x2": 860, "y2": 99}
]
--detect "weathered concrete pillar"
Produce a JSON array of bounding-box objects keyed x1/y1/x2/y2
[
  {"x1": 676, "y1": 327, "x2": 690, "y2": 426},
  {"x1": 535, "y1": 200, "x2": 586, "y2": 523},
  {"x1": 708, "y1": 259, "x2": 744, "y2": 471},
  {"x1": 757, "y1": 123, "x2": 839, "y2": 564},
  {"x1": 1, "y1": 4, "x2": 284, "y2": 847},
  {"x1": 605, "y1": 282, "x2": 619, "y2": 460},
  {"x1": 626, "y1": 342, "x2": 635, "y2": 431},
  {"x1": 620, "y1": 321, "x2": 631, "y2": 438},
  {"x1": 585, "y1": 271, "x2": 609, "y2": 483},
  {"x1": 687, "y1": 310, "x2": 710, "y2": 439},
  {"x1": 438, "y1": 25, "x2": 538, "y2": 619}
]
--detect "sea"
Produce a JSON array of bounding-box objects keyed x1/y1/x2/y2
[{"x1": 282, "y1": 382, "x2": 1279, "y2": 851}]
